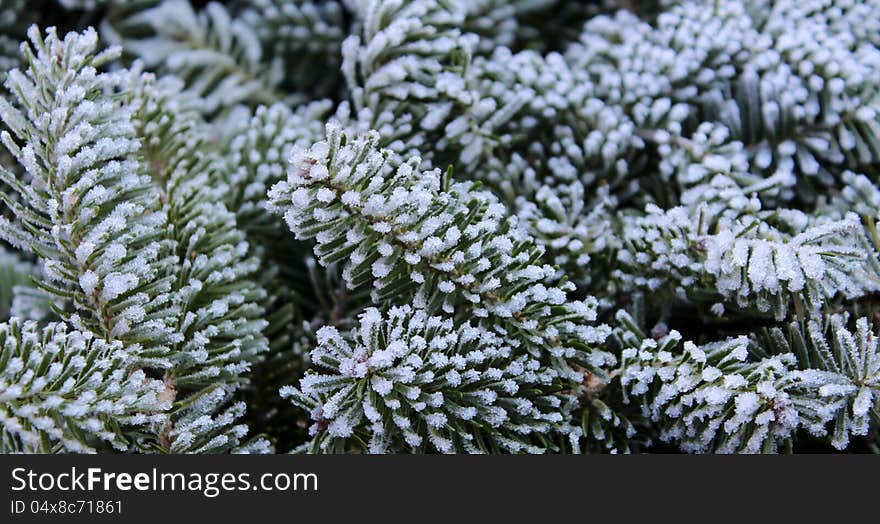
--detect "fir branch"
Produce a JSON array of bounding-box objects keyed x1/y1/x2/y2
[
  {"x1": 126, "y1": 72, "x2": 271, "y2": 452},
  {"x1": 284, "y1": 305, "x2": 570, "y2": 453},
  {"x1": 0, "y1": 26, "x2": 178, "y2": 356},
  {"x1": 612, "y1": 310, "x2": 843, "y2": 453},
  {"x1": 0, "y1": 318, "x2": 169, "y2": 453},
  {"x1": 268, "y1": 124, "x2": 613, "y2": 381}
]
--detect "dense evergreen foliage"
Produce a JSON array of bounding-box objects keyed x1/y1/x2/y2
[{"x1": 1, "y1": 0, "x2": 879, "y2": 453}]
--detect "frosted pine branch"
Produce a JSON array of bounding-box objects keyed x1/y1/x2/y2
[
  {"x1": 268, "y1": 124, "x2": 613, "y2": 381},
  {"x1": 0, "y1": 27, "x2": 178, "y2": 354},
  {"x1": 613, "y1": 309, "x2": 880, "y2": 453},
  {"x1": 0, "y1": 319, "x2": 169, "y2": 453},
  {"x1": 616, "y1": 205, "x2": 879, "y2": 319},
  {"x1": 284, "y1": 305, "x2": 569, "y2": 453}
]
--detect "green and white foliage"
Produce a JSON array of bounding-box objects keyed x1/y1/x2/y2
[
  {"x1": 612, "y1": 308, "x2": 880, "y2": 453},
  {"x1": 0, "y1": 318, "x2": 170, "y2": 452},
  {"x1": 216, "y1": 100, "x2": 336, "y2": 448},
  {"x1": 269, "y1": 124, "x2": 627, "y2": 452},
  {"x1": 0, "y1": 26, "x2": 176, "y2": 350},
  {"x1": 127, "y1": 73, "x2": 272, "y2": 452},
  {"x1": 335, "y1": 0, "x2": 670, "y2": 289},
  {"x1": 224, "y1": 101, "x2": 332, "y2": 243},
  {"x1": 615, "y1": 204, "x2": 879, "y2": 319},
  {"x1": 283, "y1": 305, "x2": 568, "y2": 453},
  {"x1": 337, "y1": 0, "x2": 480, "y2": 160},
  {"x1": 0, "y1": 26, "x2": 269, "y2": 453},
  {"x1": 268, "y1": 124, "x2": 612, "y2": 377},
  {"x1": 101, "y1": 0, "x2": 346, "y2": 113},
  {"x1": 733, "y1": 1, "x2": 880, "y2": 185},
  {"x1": 110, "y1": 0, "x2": 283, "y2": 114},
  {"x1": 220, "y1": 102, "x2": 333, "y2": 331},
  {"x1": 2, "y1": 0, "x2": 880, "y2": 454},
  {"x1": 760, "y1": 314, "x2": 880, "y2": 450},
  {"x1": 615, "y1": 311, "x2": 806, "y2": 453},
  {"x1": 613, "y1": 310, "x2": 845, "y2": 453}
]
